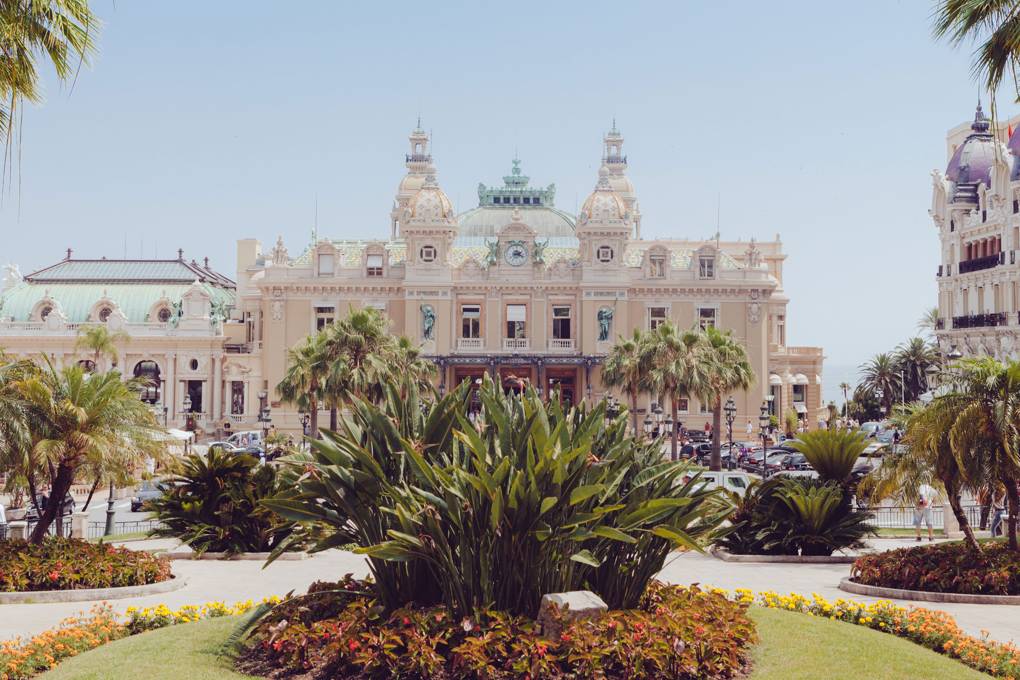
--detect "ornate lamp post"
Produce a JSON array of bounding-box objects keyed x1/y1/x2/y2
[
  {"x1": 299, "y1": 410, "x2": 310, "y2": 438},
  {"x1": 643, "y1": 414, "x2": 654, "y2": 439},
  {"x1": 758, "y1": 401, "x2": 770, "y2": 477},
  {"x1": 182, "y1": 393, "x2": 193, "y2": 432},
  {"x1": 724, "y1": 396, "x2": 737, "y2": 470},
  {"x1": 947, "y1": 345, "x2": 963, "y2": 361},
  {"x1": 258, "y1": 390, "x2": 272, "y2": 442}
]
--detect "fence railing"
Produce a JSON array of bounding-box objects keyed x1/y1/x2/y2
[
  {"x1": 861, "y1": 504, "x2": 983, "y2": 529},
  {"x1": 86, "y1": 519, "x2": 164, "y2": 540},
  {"x1": 24, "y1": 519, "x2": 73, "y2": 538}
]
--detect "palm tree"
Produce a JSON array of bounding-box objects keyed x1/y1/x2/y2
[
  {"x1": 276, "y1": 334, "x2": 327, "y2": 439},
  {"x1": 863, "y1": 401, "x2": 982, "y2": 553},
  {"x1": 917, "y1": 307, "x2": 940, "y2": 335},
  {"x1": 74, "y1": 324, "x2": 129, "y2": 369},
  {"x1": 320, "y1": 308, "x2": 393, "y2": 428},
  {"x1": 390, "y1": 336, "x2": 437, "y2": 398},
  {"x1": 858, "y1": 353, "x2": 900, "y2": 417},
  {"x1": 645, "y1": 322, "x2": 705, "y2": 459},
  {"x1": 894, "y1": 337, "x2": 939, "y2": 402},
  {"x1": 0, "y1": 0, "x2": 98, "y2": 159},
  {"x1": 0, "y1": 355, "x2": 35, "y2": 509},
  {"x1": 602, "y1": 329, "x2": 651, "y2": 436},
  {"x1": 933, "y1": 1, "x2": 1020, "y2": 96},
  {"x1": 839, "y1": 382, "x2": 851, "y2": 418},
  {"x1": 698, "y1": 327, "x2": 754, "y2": 471},
  {"x1": 17, "y1": 362, "x2": 163, "y2": 542},
  {"x1": 941, "y1": 357, "x2": 1020, "y2": 551}
]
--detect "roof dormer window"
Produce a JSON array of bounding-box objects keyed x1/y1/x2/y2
[
  {"x1": 98, "y1": 306, "x2": 113, "y2": 322},
  {"x1": 699, "y1": 255, "x2": 715, "y2": 279},
  {"x1": 366, "y1": 254, "x2": 384, "y2": 277},
  {"x1": 157, "y1": 307, "x2": 172, "y2": 323},
  {"x1": 649, "y1": 254, "x2": 666, "y2": 278},
  {"x1": 318, "y1": 253, "x2": 334, "y2": 277}
]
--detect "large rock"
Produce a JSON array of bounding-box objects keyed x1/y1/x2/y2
[{"x1": 538, "y1": 590, "x2": 608, "y2": 639}]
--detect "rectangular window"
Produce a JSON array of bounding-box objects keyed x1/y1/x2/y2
[
  {"x1": 523, "y1": 197, "x2": 531, "y2": 204},
  {"x1": 506, "y1": 304, "x2": 527, "y2": 338},
  {"x1": 366, "y1": 254, "x2": 384, "y2": 277},
  {"x1": 650, "y1": 255, "x2": 666, "y2": 278},
  {"x1": 649, "y1": 306, "x2": 668, "y2": 330},
  {"x1": 315, "y1": 306, "x2": 334, "y2": 331},
  {"x1": 318, "y1": 253, "x2": 334, "y2": 277},
  {"x1": 698, "y1": 256, "x2": 715, "y2": 279},
  {"x1": 777, "y1": 314, "x2": 786, "y2": 346},
  {"x1": 699, "y1": 401, "x2": 711, "y2": 415},
  {"x1": 502, "y1": 196, "x2": 511, "y2": 204},
  {"x1": 533, "y1": 197, "x2": 541, "y2": 205},
  {"x1": 698, "y1": 307, "x2": 716, "y2": 330},
  {"x1": 492, "y1": 197, "x2": 499, "y2": 205},
  {"x1": 675, "y1": 395, "x2": 689, "y2": 413},
  {"x1": 552, "y1": 305, "x2": 572, "y2": 339},
  {"x1": 461, "y1": 304, "x2": 481, "y2": 338},
  {"x1": 792, "y1": 385, "x2": 806, "y2": 403},
  {"x1": 230, "y1": 381, "x2": 245, "y2": 415}
]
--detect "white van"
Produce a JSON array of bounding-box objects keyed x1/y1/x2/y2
[
  {"x1": 227, "y1": 430, "x2": 263, "y2": 447},
  {"x1": 683, "y1": 470, "x2": 752, "y2": 497}
]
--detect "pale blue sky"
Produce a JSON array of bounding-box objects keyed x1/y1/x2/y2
[{"x1": 0, "y1": 1, "x2": 999, "y2": 392}]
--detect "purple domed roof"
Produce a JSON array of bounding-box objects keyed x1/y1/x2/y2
[{"x1": 946, "y1": 104, "x2": 996, "y2": 201}]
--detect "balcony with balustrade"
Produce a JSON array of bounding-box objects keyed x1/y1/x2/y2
[
  {"x1": 957, "y1": 253, "x2": 1002, "y2": 274},
  {"x1": 503, "y1": 337, "x2": 529, "y2": 352},
  {"x1": 951, "y1": 312, "x2": 1008, "y2": 329},
  {"x1": 457, "y1": 337, "x2": 484, "y2": 352},
  {"x1": 548, "y1": 338, "x2": 576, "y2": 352}
]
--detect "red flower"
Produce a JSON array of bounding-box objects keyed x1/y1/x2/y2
[
  {"x1": 402, "y1": 617, "x2": 411, "y2": 626},
  {"x1": 560, "y1": 633, "x2": 572, "y2": 643},
  {"x1": 48, "y1": 571, "x2": 60, "y2": 582},
  {"x1": 535, "y1": 642, "x2": 548, "y2": 657},
  {"x1": 348, "y1": 639, "x2": 360, "y2": 652}
]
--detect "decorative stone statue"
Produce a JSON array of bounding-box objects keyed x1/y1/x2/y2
[
  {"x1": 484, "y1": 239, "x2": 500, "y2": 267},
  {"x1": 2, "y1": 264, "x2": 21, "y2": 292},
  {"x1": 533, "y1": 238, "x2": 549, "y2": 265},
  {"x1": 270, "y1": 235, "x2": 289, "y2": 266},
  {"x1": 421, "y1": 304, "x2": 435, "y2": 341},
  {"x1": 744, "y1": 238, "x2": 762, "y2": 269},
  {"x1": 597, "y1": 307, "x2": 613, "y2": 342}
]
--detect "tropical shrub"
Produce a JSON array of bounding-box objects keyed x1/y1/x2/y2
[
  {"x1": 0, "y1": 538, "x2": 170, "y2": 592},
  {"x1": 852, "y1": 541, "x2": 1020, "y2": 595},
  {"x1": 266, "y1": 375, "x2": 733, "y2": 617},
  {"x1": 148, "y1": 447, "x2": 299, "y2": 555},
  {"x1": 713, "y1": 477, "x2": 873, "y2": 556},
  {"x1": 789, "y1": 429, "x2": 869, "y2": 485},
  {"x1": 239, "y1": 581, "x2": 756, "y2": 680}
]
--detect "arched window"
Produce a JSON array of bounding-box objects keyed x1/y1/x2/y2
[
  {"x1": 39, "y1": 305, "x2": 52, "y2": 321},
  {"x1": 134, "y1": 361, "x2": 161, "y2": 404},
  {"x1": 98, "y1": 307, "x2": 113, "y2": 322},
  {"x1": 78, "y1": 359, "x2": 96, "y2": 373},
  {"x1": 157, "y1": 307, "x2": 172, "y2": 323}
]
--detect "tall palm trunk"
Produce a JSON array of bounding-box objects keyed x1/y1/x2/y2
[
  {"x1": 329, "y1": 406, "x2": 338, "y2": 431},
  {"x1": 709, "y1": 396, "x2": 723, "y2": 471},
  {"x1": 670, "y1": 398, "x2": 679, "y2": 461},
  {"x1": 308, "y1": 380, "x2": 320, "y2": 439},
  {"x1": 947, "y1": 483, "x2": 981, "y2": 553},
  {"x1": 1005, "y1": 481, "x2": 1020, "y2": 552},
  {"x1": 629, "y1": 389, "x2": 639, "y2": 437},
  {"x1": 30, "y1": 464, "x2": 74, "y2": 544}
]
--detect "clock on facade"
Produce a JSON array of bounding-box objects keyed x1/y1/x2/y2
[{"x1": 504, "y1": 242, "x2": 529, "y2": 266}]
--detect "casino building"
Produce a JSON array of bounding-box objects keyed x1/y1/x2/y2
[{"x1": 1, "y1": 123, "x2": 824, "y2": 436}]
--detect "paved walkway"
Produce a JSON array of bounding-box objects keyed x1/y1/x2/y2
[{"x1": 2, "y1": 538, "x2": 1016, "y2": 645}]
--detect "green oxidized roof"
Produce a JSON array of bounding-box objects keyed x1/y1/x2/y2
[{"x1": 1, "y1": 257, "x2": 236, "y2": 323}]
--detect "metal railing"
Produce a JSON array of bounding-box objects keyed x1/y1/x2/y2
[
  {"x1": 958, "y1": 253, "x2": 1001, "y2": 273},
  {"x1": 25, "y1": 519, "x2": 73, "y2": 538},
  {"x1": 862, "y1": 504, "x2": 983, "y2": 529},
  {"x1": 951, "y1": 312, "x2": 1008, "y2": 329},
  {"x1": 87, "y1": 519, "x2": 164, "y2": 540}
]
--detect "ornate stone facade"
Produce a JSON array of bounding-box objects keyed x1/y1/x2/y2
[
  {"x1": 933, "y1": 104, "x2": 1020, "y2": 360},
  {"x1": 236, "y1": 123, "x2": 824, "y2": 433}
]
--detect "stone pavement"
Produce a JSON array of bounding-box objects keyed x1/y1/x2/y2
[{"x1": 2, "y1": 537, "x2": 1016, "y2": 646}]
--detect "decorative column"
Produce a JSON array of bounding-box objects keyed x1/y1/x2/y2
[
  {"x1": 210, "y1": 354, "x2": 221, "y2": 422},
  {"x1": 165, "y1": 353, "x2": 176, "y2": 425}
]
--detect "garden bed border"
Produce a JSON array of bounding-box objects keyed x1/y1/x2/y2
[
  {"x1": 710, "y1": 545, "x2": 856, "y2": 564},
  {"x1": 0, "y1": 575, "x2": 185, "y2": 604},
  {"x1": 838, "y1": 577, "x2": 1020, "y2": 605}
]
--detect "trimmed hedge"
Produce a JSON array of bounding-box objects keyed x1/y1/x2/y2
[
  {"x1": 852, "y1": 541, "x2": 1020, "y2": 596},
  {"x1": 0, "y1": 538, "x2": 171, "y2": 592}
]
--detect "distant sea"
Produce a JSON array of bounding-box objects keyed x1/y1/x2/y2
[{"x1": 822, "y1": 363, "x2": 859, "y2": 407}]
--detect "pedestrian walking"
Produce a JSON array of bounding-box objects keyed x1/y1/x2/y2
[{"x1": 914, "y1": 486, "x2": 935, "y2": 542}]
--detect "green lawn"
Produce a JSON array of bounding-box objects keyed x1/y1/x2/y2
[{"x1": 41, "y1": 608, "x2": 986, "y2": 680}]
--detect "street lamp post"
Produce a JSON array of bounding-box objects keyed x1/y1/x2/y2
[
  {"x1": 724, "y1": 396, "x2": 736, "y2": 470},
  {"x1": 643, "y1": 414, "x2": 654, "y2": 440},
  {"x1": 257, "y1": 390, "x2": 271, "y2": 443},
  {"x1": 103, "y1": 481, "x2": 116, "y2": 537},
  {"x1": 758, "y1": 401, "x2": 770, "y2": 478},
  {"x1": 182, "y1": 393, "x2": 193, "y2": 432},
  {"x1": 299, "y1": 410, "x2": 310, "y2": 438}
]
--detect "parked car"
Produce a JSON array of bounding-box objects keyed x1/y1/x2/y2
[
  {"x1": 23, "y1": 493, "x2": 75, "y2": 522},
  {"x1": 781, "y1": 452, "x2": 811, "y2": 471},
  {"x1": 130, "y1": 480, "x2": 163, "y2": 512},
  {"x1": 683, "y1": 470, "x2": 753, "y2": 497},
  {"x1": 227, "y1": 430, "x2": 264, "y2": 448},
  {"x1": 206, "y1": 441, "x2": 245, "y2": 454}
]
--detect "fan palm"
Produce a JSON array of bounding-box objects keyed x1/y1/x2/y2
[
  {"x1": 698, "y1": 327, "x2": 754, "y2": 471},
  {"x1": 74, "y1": 324, "x2": 128, "y2": 369},
  {"x1": 839, "y1": 382, "x2": 851, "y2": 417},
  {"x1": 601, "y1": 328, "x2": 652, "y2": 435},
  {"x1": 858, "y1": 353, "x2": 900, "y2": 416},
  {"x1": 320, "y1": 307, "x2": 393, "y2": 427},
  {"x1": 917, "y1": 307, "x2": 940, "y2": 334},
  {"x1": 16, "y1": 362, "x2": 164, "y2": 542},
  {"x1": 933, "y1": 0, "x2": 1020, "y2": 96},
  {"x1": 276, "y1": 333, "x2": 327, "y2": 438},
  {"x1": 645, "y1": 322, "x2": 705, "y2": 459},
  {"x1": 894, "y1": 337, "x2": 939, "y2": 402},
  {"x1": 389, "y1": 335, "x2": 436, "y2": 399},
  {"x1": 0, "y1": 355, "x2": 35, "y2": 507}
]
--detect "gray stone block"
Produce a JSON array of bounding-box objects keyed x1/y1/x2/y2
[{"x1": 538, "y1": 590, "x2": 608, "y2": 639}]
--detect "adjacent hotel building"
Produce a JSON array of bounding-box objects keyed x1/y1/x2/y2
[
  {"x1": 0, "y1": 123, "x2": 824, "y2": 435},
  {"x1": 933, "y1": 104, "x2": 1020, "y2": 359}
]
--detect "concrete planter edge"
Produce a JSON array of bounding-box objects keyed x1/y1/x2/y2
[
  {"x1": 0, "y1": 575, "x2": 186, "y2": 604},
  {"x1": 838, "y1": 577, "x2": 1020, "y2": 605},
  {"x1": 709, "y1": 545, "x2": 856, "y2": 564}
]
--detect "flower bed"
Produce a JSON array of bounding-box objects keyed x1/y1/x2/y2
[
  {"x1": 238, "y1": 580, "x2": 757, "y2": 680},
  {"x1": 852, "y1": 541, "x2": 1020, "y2": 596},
  {"x1": 0, "y1": 598, "x2": 272, "y2": 679},
  {"x1": 0, "y1": 538, "x2": 171, "y2": 592},
  {"x1": 734, "y1": 589, "x2": 1020, "y2": 678}
]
